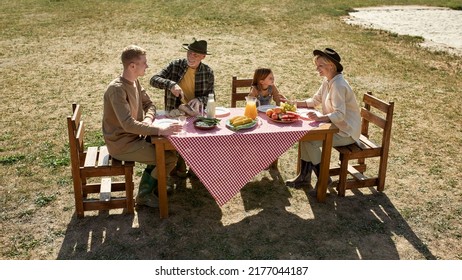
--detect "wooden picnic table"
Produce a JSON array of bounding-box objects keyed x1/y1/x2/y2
[{"x1": 151, "y1": 108, "x2": 339, "y2": 218}]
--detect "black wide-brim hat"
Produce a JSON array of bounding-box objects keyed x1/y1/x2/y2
[
  {"x1": 182, "y1": 39, "x2": 211, "y2": 55},
  {"x1": 313, "y1": 48, "x2": 343, "y2": 72}
]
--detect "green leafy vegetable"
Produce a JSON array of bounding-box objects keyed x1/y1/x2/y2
[{"x1": 196, "y1": 117, "x2": 221, "y2": 126}]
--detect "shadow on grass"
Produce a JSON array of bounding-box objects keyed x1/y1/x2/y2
[{"x1": 57, "y1": 175, "x2": 435, "y2": 260}]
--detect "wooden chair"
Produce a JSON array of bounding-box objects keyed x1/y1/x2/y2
[
  {"x1": 67, "y1": 104, "x2": 135, "y2": 218},
  {"x1": 329, "y1": 92, "x2": 394, "y2": 196},
  {"x1": 231, "y1": 76, "x2": 252, "y2": 108}
]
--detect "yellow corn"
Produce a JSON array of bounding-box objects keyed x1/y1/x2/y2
[
  {"x1": 230, "y1": 116, "x2": 246, "y2": 125},
  {"x1": 233, "y1": 117, "x2": 252, "y2": 126},
  {"x1": 229, "y1": 115, "x2": 241, "y2": 124}
]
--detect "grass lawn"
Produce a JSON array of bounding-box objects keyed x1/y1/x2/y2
[{"x1": 0, "y1": 0, "x2": 461, "y2": 260}]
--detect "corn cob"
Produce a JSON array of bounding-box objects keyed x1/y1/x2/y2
[
  {"x1": 230, "y1": 116, "x2": 246, "y2": 125},
  {"x1": 232, "y1": 116, "x2": 252, "y2": 126}
]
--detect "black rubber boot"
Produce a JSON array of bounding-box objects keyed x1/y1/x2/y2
[
  {"x1": 135, "y1": 166, "x2": 159, "y2": 208},
  {"x1": 286, "y1": 160, "x2": 312, "y2": 188}
]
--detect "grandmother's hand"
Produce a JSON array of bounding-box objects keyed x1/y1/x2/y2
[{"x1": 307, "y1": 111, "x2": 329, "y2": 122}]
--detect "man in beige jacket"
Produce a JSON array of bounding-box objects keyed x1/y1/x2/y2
[{"x1": 103, "y1": 45, "x2": 181, "y2": 207}]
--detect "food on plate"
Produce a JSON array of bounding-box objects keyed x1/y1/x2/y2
[
  {"x1": 273, "y1": 107, "x2": 282, "y2": 114},
  {"x1": 196, "y1": 116, "x2": 221, "y2": 126},
  {"x1": 267, "y1": 102, "x2": 300, "y2": 122},
  {"x1": 280, "y1": 102, "x2": 297, "y2": 113},
  {"x1": 166, "y1": 109, "x2": 182, "y2": 118},
  {"x1": 229, "y1": 115, "x2": 253, "y2": 127},
  {"x1": 194, "y1": 117, "x2": 220, "y2": 130},
  {"x1": 179, "y1": 104, "x2": 201, "y2": 117},
  {"x1": 277, "y1": 112, "x2": 299, "y2": 122}
]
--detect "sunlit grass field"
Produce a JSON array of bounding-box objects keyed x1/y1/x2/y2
[{"x1": 1, "y1": 0, "x2": 461, "y2": 260}]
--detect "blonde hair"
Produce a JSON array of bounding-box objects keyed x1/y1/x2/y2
[
  {"x1": 121, "y1": 45, "x2": 146, "y2": 68},
  {"x1": 313, "y1": 55, "x2": 337, "y2": 72}
]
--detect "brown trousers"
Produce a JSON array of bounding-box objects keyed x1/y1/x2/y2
[{"x1": 112, "y1": 139, "x2": 177, "y2": 180}]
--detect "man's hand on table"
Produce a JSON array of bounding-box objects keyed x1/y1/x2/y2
[{"x1": 155, "y1": 123, "x2": 182, "y2": 136}]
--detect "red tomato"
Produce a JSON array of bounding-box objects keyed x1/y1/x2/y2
[{"x1": 273, "y1": 107, "x2": 282, "y2": 114}]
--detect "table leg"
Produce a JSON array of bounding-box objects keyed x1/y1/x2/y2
[
  {"x1": 155, "y1": 142, "x2": 169, "y2": 218},
  {"x1": 316, "y1": 132, "x2": 334, "y2": 202}
]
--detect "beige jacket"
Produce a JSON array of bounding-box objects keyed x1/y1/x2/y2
[
  {"x1": 102, "y1": 76, "x2": 158, "y2": 155},
  {"x1": 306, "y1": 74, "x2": 361, "y2": 141}
]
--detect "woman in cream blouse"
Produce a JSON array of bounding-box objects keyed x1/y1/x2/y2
[{"x1": 286, "y1": 48, "x2": 361, "y2": 193}]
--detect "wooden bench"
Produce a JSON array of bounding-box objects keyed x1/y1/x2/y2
[
  {"x1": 329, "y1": 92, "x2": 394, "y2": 196},
  {"x1": 67, "y1": 104, "x2": 135, "y2": 218}
]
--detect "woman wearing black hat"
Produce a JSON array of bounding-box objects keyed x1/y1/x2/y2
[{"x1": 286, "y1": 48, "x2": 361, "y2": 192}]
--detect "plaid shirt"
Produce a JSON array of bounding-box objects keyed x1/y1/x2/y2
[{"x1": 150, "y1": 58, "x2": 215, "y2": 111}]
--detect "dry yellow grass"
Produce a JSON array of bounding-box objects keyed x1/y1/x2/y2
[{"x1": 1, "y1": 0, "x2": 461, "y2": 260}]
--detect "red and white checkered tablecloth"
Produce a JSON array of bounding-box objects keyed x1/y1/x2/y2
[{"x1": 167, "y1": 108, "x2": 319, "y2": 206}]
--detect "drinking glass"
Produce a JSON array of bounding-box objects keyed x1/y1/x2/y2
[
  {"x1": 178, "y1": 115, "x2": 187, "y2": 136},
  {"x1": 200, "y1": 102, "x2": 205, "y2": 117}
]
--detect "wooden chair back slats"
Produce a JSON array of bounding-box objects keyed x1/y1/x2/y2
[
  {"x1": 70, "y1": 104, "x2": 81, "y2": 133},
  {"x1": 75, "y1": 121, "x2": 85, "y2": 153},
  {"x1": 231, "y1": 76, "x2": 253, "y2": 108},
  {"x1": 329, "y1": 92, "x2": 394, "y2": 197},
  {"x1": 364, "y1": 93, "x2": 390, "y2": 113},
  {"x1": 67, "y1": 103, "x2": 135, "y2": 218},
  {"x1": 67, "y1": 115, "x2": 83, "y2": 203},
  {"x1": 361, "y1": 108, "x2": 386, "y2": 129}
]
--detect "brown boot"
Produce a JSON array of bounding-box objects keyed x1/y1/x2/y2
[
  {"x1": 312, "y1": 163, "x2": 333, "y2": 185},
  {"x1": 286, "y1": 160, "x2": 312, "y2": 188}
]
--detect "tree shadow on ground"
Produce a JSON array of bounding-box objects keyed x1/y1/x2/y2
[{"x1": 57, "y1": 175, "x2": 435, "y2": 260}]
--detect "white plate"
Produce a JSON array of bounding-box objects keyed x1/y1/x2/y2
[
  {"x1": 225, "y1": 119, "x2": 258, "y2": 131},
  {"x1": 215, "y1": 107, "x2": 230, "y2": 117},
  {"x1": 257, "y1": 104, "x2": 277, "y2": 113},
  {"x1": 154, "y1": 118, "x2": 179, "y2": 129}
]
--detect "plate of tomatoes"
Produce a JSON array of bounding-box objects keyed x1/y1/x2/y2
[{"x1": 265, "y1": 107, "x2": 300, "y2": 123}]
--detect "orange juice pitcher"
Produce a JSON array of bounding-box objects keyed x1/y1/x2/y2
[{"x1": 244, "y1": 96, "x2": 259, "y2": 120}]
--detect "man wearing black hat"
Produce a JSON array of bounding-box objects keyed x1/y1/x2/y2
[
  {"x1": 150, "y1": 38, "x2": 214, "y2": 113},
  {"x1": 150, "y1": 38, "x2": 215, "y2": 177}
]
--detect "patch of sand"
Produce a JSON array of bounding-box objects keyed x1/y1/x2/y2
[{"x1": 343, "y1": 5, "x2": 462, "y2": 56}]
